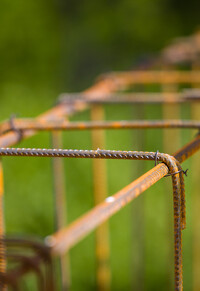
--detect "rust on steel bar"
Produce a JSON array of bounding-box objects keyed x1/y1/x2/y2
[
  {"x1": 42, "y1": 134, "x2": 199, "y2": 290},
  {"x1": 0, "y1": 237, "x2": 55, "y2": 291},
  {"x1": 0, "y1": 119, "x2": 200, "y2": 134},
  {"x1": 51, "y1": 131, "x2": 70, "y2": 291},
  {"x1": 173, "y1": 133, "x2": 200, "y2": 163},
  {"x1": 0, "y1": 71, "x2": 200, "y2": 148},
  {"x1": 0, "y1": 147, "x2": 188, "y2": 290},
  {"x1": 90, "y1": 104, "x2": 111, "y2": 291},
  {"x1": 0, "y1": 159, "x2": 6, "y2": 291},
  {"x1": 162, "y1": 82, "x2": 180, "y2": 290},
  {"x1": 46, "y1": 163, "x2": 168, "y2": 245},
  {"x1": 45, "y1": 154, "x2": 184, "y2": 290},
  {"x1": 0, "y1": 74, "x2": 127, "y2": 148}
]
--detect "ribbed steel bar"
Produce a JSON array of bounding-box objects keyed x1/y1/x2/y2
[
  {"x1": 0, "y1": 134, "x2": 199, "y2": 290},
  {"x1": 0, "y1": 69, "x2": 199, "y2": 290},
  {"x1": 0, "y1": 148, "x2": 186, "y2": 162},
  {"x1": 0, "y1": 119, "x2": 200, "y2": 135},
  {"x1": 0, "y1": 147, "x2": 187, "y2": 289},
  {"x1": 45, "y1": 152, "x2": 184, "y2": 290},
  {"x1": 162, "y1": 82, "x2": 180, "y2": 290},
  {"x1": 173, "y1": 133, "x2": 200, "y2": 163},
  {"x1": 0, "y1": 71, "x2": 200, "y2": 149},
  {"x1": 42, "y1": 133, "x2": 200, "y2": 290},
  {"x1": 0, "y1": 76, "x2": 122, "y2": 148}
]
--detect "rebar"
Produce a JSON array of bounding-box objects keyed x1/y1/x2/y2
[
  {"x1": 162, "y1": 83, "x2": 180, "y2": 290},
  {"x1": 0, "y1": 67, "x2": 199, "y2": 290},
  {"x1": 43, "y1": 133, "x2": 200, "y2": 290},
  {"x1": 59, "y1": 90, "x2": 200, "y2": 105},
  {"x1": 0, "y1": 119, "x2": 200, "y2": 135},
  {"x1": 0, "y1": 237, "x2": 55, "y2": 291},
  {"x1": 45, "y1": 152, "x2": 184, "y2": 290}
]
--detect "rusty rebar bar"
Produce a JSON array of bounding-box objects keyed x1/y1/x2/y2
[
  {"x1": 0, "y1": 73, "x2": 127, "y2": 148},
  {"x1": 42, "y1": 133, "x2": 200, "y2": 290},
  {"x1": 162, "y1": 83, "x2": 181, "y2": 289},
  {"x1": 0, "y1": 237, "x2": 54, "y2": 291},
  {"x1": 0, "y1": 71, "x2": 200, "y2": 148},
  {"x1": 0, "y1": 119, "x2": 200, "y2": 135},
  {"x1": 0, "y1": 145, "x2": 191, "y2": 290},
  {"x1": 45, "y1": 152, "x2": 184, "y2": 290},
  {"x1": 0, "y1": 69, "x2": 199, "y2": 290}
]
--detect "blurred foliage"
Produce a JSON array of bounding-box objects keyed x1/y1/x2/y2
[{"x1": 0, "y1": 0, "x2": 200, "y2": 92}]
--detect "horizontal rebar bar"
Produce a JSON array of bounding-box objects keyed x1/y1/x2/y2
[
  {"x1": 1, "y1": 70, "x2": 200, "y2": 290},
  {"x1": 0, "y1": 75, "x2": 121, "y2": 148},
  {"x1": 59, "y1": 90, "x2": 200, "y2": 105},
  {"x1": 100, "y1": 71, "x2": 200, "y2": 85},
  {"x1": 0, "y1": 119, "x2": 199, "y2": 135},
  {"x1": 0, "y1": 148, "x2": 185, "y2": 161},
  {"x1": 0, "y1": 71, "x2": 200, "y2": 148}
]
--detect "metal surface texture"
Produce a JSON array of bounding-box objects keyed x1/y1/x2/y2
[
  {"x1": 0, "y1": 71, "x2": 200, "y2": 149},
  {"x1": 45, "y1": 133, "x2": 200, "y2": 291},
  {"x1": 0, "y1": 118, "x2": 200, "y2": 134},
  {"x1": 0, "y1": 66, "x2": 199, "y2": 291},
  {"x1": 0, "y1": 144, "x2": 194, "y2": 290},
  {"x1": 0, "y1": 237, "x2": 54, "y2": 291}
]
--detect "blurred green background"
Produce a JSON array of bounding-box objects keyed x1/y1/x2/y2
[{"x1": 0, "y1": 1, "x2": 200, "y2": 290}]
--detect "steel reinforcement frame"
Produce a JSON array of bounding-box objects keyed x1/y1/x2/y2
[{"x1": 0, "y1": 70, "x2": 200, "y2": 291}]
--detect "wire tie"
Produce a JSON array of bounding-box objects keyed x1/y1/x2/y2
[
  {"x1": 165, "y1": 168, "x2": 188, "y2": 177},
  {"x1": 182, "y1": 168, "x2": 188, "y2": 176}
]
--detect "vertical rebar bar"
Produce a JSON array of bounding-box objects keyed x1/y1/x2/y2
[
  {"x1": 51, "y1": 131, "x2": 70, "y2": 291},
  {"x1": 162, "y1": 83, "x2": 180, "y2": 290},
  {"x1": 90, "y1": 105, "x2": 111, "y2": 291},
  {"x1": 0, "y1": 158, "x2": 6, "y2": 291}
]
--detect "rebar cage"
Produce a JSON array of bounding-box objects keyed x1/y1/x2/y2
[{"x1": 0, "y1": 33, "x2": 200, "y2": 291}]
